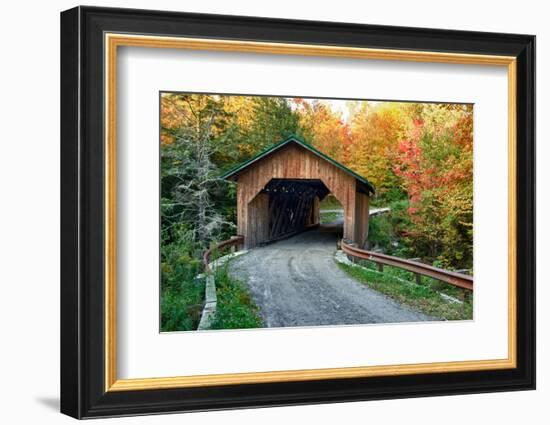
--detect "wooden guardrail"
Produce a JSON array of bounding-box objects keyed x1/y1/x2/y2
[
  {"x1": 198, "y1": 235, "x2": 245, "y2": 330},
  {"x1": 341, "y1": 240, "x2": 473, "y2": 291},
  {"x1": 202, "y1": 235, "x2": 245, "y2": 271}
]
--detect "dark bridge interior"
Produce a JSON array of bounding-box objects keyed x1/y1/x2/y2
[{"x1": 261, "y1": 178, "x2": 330, "y2": 242}]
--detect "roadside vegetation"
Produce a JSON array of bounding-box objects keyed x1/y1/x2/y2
[
  {"x1": 365, "y1": 200, "x2": 473, "y2": 275},
  {"x1": 160, "y1": 93, "x2": 473, "y2": 330},
  {"x1": 320, "y1": 211, "x2": 341, "y2": 224},
  {"x1": 160, "y1": 228, "x2": 204, "y2": 332},
  {"x1": 209, "y1": 264, "x2": 263, "y2": 330},
  {"x1": 337, "y1": 260, "x2": 472, "y2": 321},
  {"x1": 161, "y1": 240, "x2": 263, "y2": 332}
]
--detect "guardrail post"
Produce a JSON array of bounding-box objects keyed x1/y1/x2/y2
[
  {"x1": 416, "y1": 274, "x2": 422, "y2": 285},
  {"x1": 230, "y1": 235, "x2": 240, "y2": 253},
  {"x1": 377, "y1": 263, "x2": 384, "y2": 273}
]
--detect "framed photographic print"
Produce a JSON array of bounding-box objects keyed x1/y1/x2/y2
[{"x1": 60, "y1": 6, "x2": 535, "y2": 419}]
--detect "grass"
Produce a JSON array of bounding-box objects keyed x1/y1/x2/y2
[
  {"x1": 337, "y1": 260, "x2": 473, "y2": 321},
  {"x1": 209, "y1": 263, "x2": 263, "y2": 330},
  {"x1": 320, "y1": 211, "x2": 341, "y2": 224}
]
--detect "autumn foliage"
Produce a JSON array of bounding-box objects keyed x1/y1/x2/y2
[{"x1": 160, "y1": 94, "x2": 473, "y2": 270}]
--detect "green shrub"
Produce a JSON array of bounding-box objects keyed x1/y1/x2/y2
[
  {"x1": 368, "y1": 214, "x2": 393, "y2": 251},
  {"x1": 160, "y1": 228, "x2": 204, "y2": 332},
  {"x1": 209, "y1": 266, "x2": 263, "y2": 330}
]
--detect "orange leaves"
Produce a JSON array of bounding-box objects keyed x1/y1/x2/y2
[
  {"x1": 391, "y1": 105, "x2": 473, "y2": 267},
  {"x1": 294, "y1": 99, "x2": 349, "y2": 161},
  {"x1": 160, "y1": 92, "x2": 474, "y2": 268}
]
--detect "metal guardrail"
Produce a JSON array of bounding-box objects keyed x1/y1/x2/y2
[
  {"x1": 341, "y1": 240, "x2": 473, "y2": 291},
  {"x1": 198, "y1": 235, "x2": 245, "y2": 330}
]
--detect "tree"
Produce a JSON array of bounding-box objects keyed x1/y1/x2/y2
[
  {"x1": 347, "y1": 102, "x2": 408, "y2": 201},
  {"x1": 245, "y1": 97, "x2": 302, "y2": 153},
  {"x1": 160, "y1": 94, "x2": 235, "y2": 247},
  {"x1": 293, "y1": 99, "x2": 349, "y2": 161},
  {"x1": 393, "y1": 105, "x2": 473, "y2": 268},
  {"x1": 161, "y1": 93, "x2": 474, "y2": 269}
]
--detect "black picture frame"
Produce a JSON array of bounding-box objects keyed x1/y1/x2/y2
[{"x1": 60, "y1": 5, "x2": 535, "y2": 419}]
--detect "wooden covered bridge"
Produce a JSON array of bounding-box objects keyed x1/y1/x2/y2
[{"x1": 222, "y1": 136, "x2": 375, "y2": 249}]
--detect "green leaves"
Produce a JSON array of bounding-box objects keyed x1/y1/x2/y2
[
  {"x1": 160, "y1": 234, "x2": 204, "y2": 332},
  {"x1": 209, "y1": 266, "x2": 263, "y2": 330},
  {"x1": 392, "y1": 105, "x2": 474, "y2": 270},
  {"x1": 159, "y1": 94, "x2": 474, "y2": 331}
]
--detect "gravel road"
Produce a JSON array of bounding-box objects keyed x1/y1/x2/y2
[{"x1": 228, "y1": 222, "x2": 434, "y2": 328}]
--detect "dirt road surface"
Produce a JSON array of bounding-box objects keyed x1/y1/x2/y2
[{"x1": 228, "y1": 223, "x2": 434, "y2": 328}]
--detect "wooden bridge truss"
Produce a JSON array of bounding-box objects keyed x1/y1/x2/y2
[{"x1": 263, "y1": 179, "x2": 327, "y2": 242}]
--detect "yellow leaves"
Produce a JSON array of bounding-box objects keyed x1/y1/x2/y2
[
  {"x1": 160, "y1": 93, "x2": 192, "y2": 131},
  {"x1": 161, "y1": 132, "x2": 174, "y2": 146},
  {"x1": 296, "y1": 100, "x2": 348, "y2": 161},
  {"x1": 222, "y1": 96, "x2": 257, "y2": 131},
  {"x1": 346, "y1": 102, "x2": 409, "y2": 191}
]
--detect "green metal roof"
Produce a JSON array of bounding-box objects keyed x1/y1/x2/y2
[{"x1": 220, "y1": 135, "x2": 375, "y2": 195}]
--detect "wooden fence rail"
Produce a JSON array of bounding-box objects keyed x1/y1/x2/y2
[
  {"x1": 202, "y1": 235, "x2": 245, "y2": 271},
  {"x1": 341, "y1": 240, "x2": 473, "y2": 291}
]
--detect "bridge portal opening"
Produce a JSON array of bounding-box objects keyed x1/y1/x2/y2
[
  {"x1": 319, "y1": 194, "x2": 345, "y2": 226},
  {"x1": 252, "y1": 178, "x2": 331, "y2": 244}
]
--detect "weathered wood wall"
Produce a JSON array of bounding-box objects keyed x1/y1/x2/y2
[
  {"x1": 246, "y1": 193, "x2": 269, "y2": 248},
  {"x1": 354, "y1": 191, "x2": 370, "y2": 248},
  {"x1": 307, "y1": 196, "x2": 320, "y2": 226},
  {"x1": 236, "y1": 143, "x2": 369, "y2": 248}
]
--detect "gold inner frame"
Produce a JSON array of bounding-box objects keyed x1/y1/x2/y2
[{"x1": 104, "y1": 33, "x2": 517, "y2": 392}]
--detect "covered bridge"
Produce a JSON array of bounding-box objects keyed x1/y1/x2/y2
[{"x1": 222, "y1": 136, "x2": 375, "y2": 249}]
